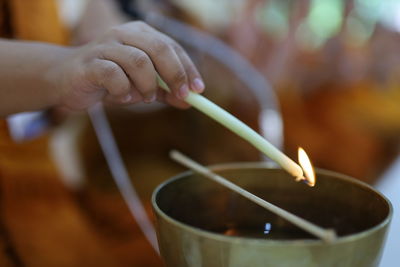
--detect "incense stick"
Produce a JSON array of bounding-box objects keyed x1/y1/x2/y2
[
  {"x1": 157, "y1": 76, "x2": 304, "y2": 180},
  {"x1": 170, "y1": 150, "x2": 337, "y2": 243}
]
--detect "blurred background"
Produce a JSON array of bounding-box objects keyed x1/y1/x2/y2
[{"x1": 0, "y1": 0, "x2": 399, "y2": 266}]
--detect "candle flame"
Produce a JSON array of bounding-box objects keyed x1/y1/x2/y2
[{"x1": 297, "y1": 147, "x2": 316, "y2": 187}]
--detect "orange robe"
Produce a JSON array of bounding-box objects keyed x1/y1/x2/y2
[
  {"x1": 0, "y1": 2, "x2": 124, "y2": 266},
  {"x1": 0, "y1": 0, "x2": 67, "y2": 185}
]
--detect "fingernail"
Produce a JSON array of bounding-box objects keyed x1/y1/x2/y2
[
  {"x1": 144, "y1": 93, "x2": 156, "y2": 103},
  {"x1": 122, "y1": 94, "x2": 132, "y2": 103},
  {"x1": 192, "y1": 78, "x2": 205, "y2": 93},
  {"x1": 179, "y1": 84, "x2": 189, "y2": 99}
]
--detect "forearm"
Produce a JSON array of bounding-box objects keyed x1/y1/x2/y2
[
  {"x1": 0, "y1": 22, "x2": 204, "y2": 115},
  {"x1": 0, "y1": 39, "x2": 71, "y2": 116}
]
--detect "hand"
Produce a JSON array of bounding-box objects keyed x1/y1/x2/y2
[{"x1": 51, "y1": 21, "x2": 205, "y2": 110}]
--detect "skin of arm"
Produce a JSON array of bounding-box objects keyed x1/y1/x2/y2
[
  {"x1": 0, "y1": 21, "x2": 205, "y2": 117},
  {"x1": 0, "y1": 40, "x2": 70, "y2": 116}
]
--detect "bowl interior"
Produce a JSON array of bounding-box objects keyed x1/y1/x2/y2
[{"x1": 155, "y1": 167, "x2": 391, "y2": 240}]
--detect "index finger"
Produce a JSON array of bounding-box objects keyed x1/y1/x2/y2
[{"x1": 113, "y1": 22, "x2": 196, "y2": 99}]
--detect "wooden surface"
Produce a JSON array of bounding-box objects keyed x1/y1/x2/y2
[
  {"x1": 0, "y1": 85, "x2": 261, "y2": 266},
  {"x1": 0, "y1": 126, "x2": 162, "y2": 266}
]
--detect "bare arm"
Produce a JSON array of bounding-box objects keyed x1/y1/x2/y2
[
  {"x1": 0, "y1": 21, "x2": 205, "y2": 117},
  {"x1": 0, "y1": 39, "x2": 70, "y2": 116}
]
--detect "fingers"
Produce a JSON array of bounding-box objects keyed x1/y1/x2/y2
[
  {"x1": 172, "y1": 43, "x2": 204, "y2": 93},
  {"x1": 87, "y1": 58, "x2": 132, "y2": 103},
  {"x1": 156, "y1": 88, "x2": 190, "y2": 109},
  {"x1": 110, "y1": 21, "x2": 205, "y2": 100},
  {"x1": 100, "y1": 44, "x2": 158, "y2": 103},
  {"x1": 130, "y1": 31, "x2": 188, "y2": 98},
  {"x1": 105, "y1": 88, "x2": 143, "y2": 105}
]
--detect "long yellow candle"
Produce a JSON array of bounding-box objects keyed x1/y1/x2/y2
[{"x1": 157, "y1": 76, "x2": 304, "y2": 179}]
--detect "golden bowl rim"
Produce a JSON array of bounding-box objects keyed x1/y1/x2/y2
[{"x1": 152, "y1": 162, "x2": 393, "y2": 246}]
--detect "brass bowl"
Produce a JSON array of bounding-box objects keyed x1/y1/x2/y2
[{"x1": 152, "y1": 163, "x2": 392, "y2": 267}]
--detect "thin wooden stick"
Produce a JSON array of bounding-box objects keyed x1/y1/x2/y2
[{"x1": 170, "y1": 150, "x2": 337, "y2": 243}]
